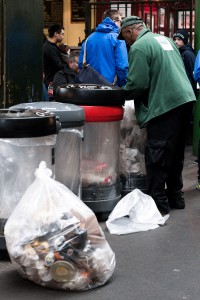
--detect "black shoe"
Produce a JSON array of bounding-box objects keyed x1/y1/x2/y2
[
  {"x1": 154, "y1": 196, "x2": 170, "y2": 215},
  {"x1": 168, "y1": 192, "x2": 185, "y2": 209},
  {"x1": 159, "y1": 210, "x2": 169, "y2": 216},
  {"x1": 156, "y1": 202, "x2": 170, "y2": 215}
]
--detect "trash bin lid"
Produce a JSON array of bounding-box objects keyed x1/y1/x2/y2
[
  {"x1": 9, "y1": 102, "x2": 85, "y2": 128},
  {"x1": 0, "y1": 109, "x2": 57, "y2": 138},
  {"x1": 55, "y1": 84, "x2": 126, "y2": 106},
  {"x1": 82, "y1": 106, "x2": 124, "y2": 122}
]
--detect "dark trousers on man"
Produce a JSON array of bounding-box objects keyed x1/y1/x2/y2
[{"x1": 145, "y1": 102, "x2": 194, "y2": 214}]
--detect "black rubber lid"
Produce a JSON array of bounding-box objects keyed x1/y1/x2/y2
[
  {"x1": 55, "y1": 84, "x2": 126, "y2": 106},
  {"x1": 0, "y1": 109, "x2": 57, "y2": 138}
]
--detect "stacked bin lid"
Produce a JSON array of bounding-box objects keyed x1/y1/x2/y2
[
  {"x1": 55, "y1": 84, "x2": 127, "y2": 106},
  {"x1": 0, "y1": 109, "x2": 57, "y2": 138},
  {"x1": 54, "y1": 84, "x2": 126, "y2": 122},
  {"x1": 9, "y1": 102, "x2": 85, "y2": 128}
]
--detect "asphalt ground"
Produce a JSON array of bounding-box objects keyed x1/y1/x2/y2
[{"x1": 0, "y1": 146, "x2": 199, "y2": 300}]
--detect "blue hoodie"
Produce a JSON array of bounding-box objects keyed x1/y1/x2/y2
[{"x1": 78, "y1": 17, "x2": 128, "y2": 87}]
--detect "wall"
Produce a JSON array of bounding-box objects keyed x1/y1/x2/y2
[{"x1": 63, "y1": 0, "x2": 85, "y2": 46}]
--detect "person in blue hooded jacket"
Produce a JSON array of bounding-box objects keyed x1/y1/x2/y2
[{"x1": 78, "y1": 9, "x2": 128, "y2": 87}]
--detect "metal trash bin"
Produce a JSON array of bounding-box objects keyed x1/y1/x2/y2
[
  {"x1": 81, "y1": 106, "x2": 124, "y2": 216},
  {"x1": 55, "y1": 84, "x2": 126, "y2": 219},
  {"x1": 10, "y1": 102, "x2": 85, "y2": 196},
  {"x1": 0, "y1": 109, "x2": 58, "y2": 257}
]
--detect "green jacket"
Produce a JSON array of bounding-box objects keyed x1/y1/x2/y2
[{"x1": 123, "y1": 29, "x2": 196, "y2": 128}]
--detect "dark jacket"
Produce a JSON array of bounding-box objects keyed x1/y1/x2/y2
[
  {"x1": 179, "y1": 44, "x2": 197, "y2": 94},
  {"x1": 43, "y1": 40, "x2": 65, "y2": 87},
  {"x1": 52, "y1": 65, "x2": 77, "y2": 94}
]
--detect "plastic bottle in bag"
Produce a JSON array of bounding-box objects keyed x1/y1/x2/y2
[{"x1": 47, "y1": 82, "x2": 54, "y2": 101}]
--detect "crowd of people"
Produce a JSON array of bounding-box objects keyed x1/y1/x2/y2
[
  {"x1": 43, "y1": 10, "x2": 200, "y2": 215},
  {"x1": 43, "y1": 9, "x2": 129, "y2": 98}
]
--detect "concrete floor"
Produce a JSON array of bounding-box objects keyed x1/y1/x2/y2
[{"x1": 0, "y1": 146, "x2": 200, "y2": 300}]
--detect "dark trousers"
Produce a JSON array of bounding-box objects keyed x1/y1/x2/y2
[{"x1": 145, "y1": 102, "x2": 194, "y2": 213}]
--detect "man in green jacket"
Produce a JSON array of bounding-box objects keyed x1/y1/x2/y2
[{"x1": 118, "y1": 16, "x2": 196, "y2": 215}]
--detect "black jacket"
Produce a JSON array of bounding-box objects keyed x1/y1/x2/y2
[
  {"x1": 179, "y1": 44, "x2": 197, "y2": 94},
  {"x1": 52, "y1": 65, "x2": 77, "y2": 94},
  {"x1": 43, "y1": 40, "x2": 65, "y2": 87}
]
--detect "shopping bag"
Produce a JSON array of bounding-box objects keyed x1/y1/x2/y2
[
  {"x1": 194, "y1": 50, "x2": 200, "y2": 83},
  {"x1": 74, "y1": 63, "x2": 112, "y2": 85},
  {"x1": 4, "y1": 161, "x2": 115, "y2": 291},
  {"x1": 106, "y1": 189, "x2": 169, "y2": 235}
]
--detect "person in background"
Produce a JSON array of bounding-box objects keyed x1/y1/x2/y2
[
  {"x1": 78, "y1": 9, "x2": 128, "y2": 87},
  {"x1": 173, "y1": 29, "x2": 197, "y2": 147},
  {"x1": 42, "y1": 34, "x2": 49, "y2": 101},
  {"x1": 80, "y1": 28, "x2": 95, "y2": 45},
  {"x1": 43, "y1": 24, "x2": 65, "y2": 88},
  {"x1": 42, "y1": 72, "x2": 49, "y2": 101},
  {"x1": 42, "y1": 83, "x2": 49, "y2": 101},
  {"x1": 58, "y1": 43, "x2": 70, "y2": 64},
  {"x1": 193, "y1": 52, "x2": 200, "y2": 190},
  {"x1": 119, "y1": 16, "x2": 196, "y2": 215},
  {"x1": 53, "y1": 51, "x2": 79, "y2": 95},
  {"x1": 173, "y1": 29, "x2": 197, "y2": 95}
]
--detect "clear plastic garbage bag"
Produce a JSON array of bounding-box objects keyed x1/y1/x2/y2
[
  {"x1": 106, "y1": 189, "x2": 169, "y2": 235},
  {"x1": 120, "y1": 100, "x2": 147, "y2": 177},
  {"x1": 4, "y1": 161, "x2": 115, "y2": 291}
]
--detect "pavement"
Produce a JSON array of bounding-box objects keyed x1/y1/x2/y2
[{"x1": 0, "y1": 146, "x2": 200, "y2": 300}]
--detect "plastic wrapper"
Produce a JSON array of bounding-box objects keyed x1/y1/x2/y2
[{"x1": 4, "y1": 162, "x2": 115, "y2": 291}]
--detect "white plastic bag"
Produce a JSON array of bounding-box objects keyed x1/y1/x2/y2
[
  {"x1": 106, "y1": 189, "x2": 169, "y2": 235},
  {"x1": 4, "y1": 161, "x2": 115, "y2": 291}
]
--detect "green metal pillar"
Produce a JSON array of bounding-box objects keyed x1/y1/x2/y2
[
  {"x1": 0, "y1": 0, "x2": 43, "y2": 108},
  {"x1": 193, "y1": 0, "x2": 200, "y2": 155}
]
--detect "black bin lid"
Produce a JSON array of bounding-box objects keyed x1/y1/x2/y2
[
  {"x1": 55, "y1": 84, "x2": 127, "y2": 106},
  {"x1": 0, "y1": 109, "x2": 57, "y2": 138},
  {"x1": 9, "y1": 102, "x2": 85, "y2": 128}
]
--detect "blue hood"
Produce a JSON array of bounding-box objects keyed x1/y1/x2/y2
[{"x1": 96, "y1": 17, "x2": 119, "y2": 34}]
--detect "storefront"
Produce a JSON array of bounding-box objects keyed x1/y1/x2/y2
[
  {"x1": 85, "y1": 0, "x2": 195, "y2": 46},
  {"x1": 43, "y1": 0, "x2": 195, "y2": 47}
]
